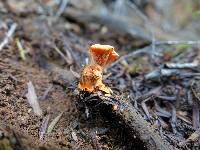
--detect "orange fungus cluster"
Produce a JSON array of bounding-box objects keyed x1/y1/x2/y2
[{"x1": 78, "y1": 44, "x2": 119, "y2": 95}]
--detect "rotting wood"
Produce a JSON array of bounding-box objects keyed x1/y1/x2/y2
[{"x1": 77, "y1": 92, "x2": 177, "y2": 150}]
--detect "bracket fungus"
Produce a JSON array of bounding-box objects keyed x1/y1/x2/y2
[{"x1": 78, "y1": 44, "x2": 119, "y2": 95}]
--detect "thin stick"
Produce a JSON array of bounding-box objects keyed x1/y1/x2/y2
[
  {"x1": 53, "y1": 44, "x2": 72, "y2": 65},
  {"x1": 0, "y1": 23, "x2": 17, "y2": 51},
  {"x1": 39, "y1": 115, "x2": 50, "y2": 140},
  {"x1": 40, "y1": 84, "x2": 53, "y2": 100},
  {"x1": 126, "y1": 0, "x2": 156, "y2": 54},
  {"x1": 155, "y1": 40, "x2": 200, "y2": 45},
  {"x1": 109, "y1": 45, "x2": 152, "y2": 68},
  {"x1": 55, "y1": 0, "x2": 69, "y2": 17}
]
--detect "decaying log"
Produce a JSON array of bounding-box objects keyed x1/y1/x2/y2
[{"x1": 77, "y1": 92, "x2": 176, "y2": 150}]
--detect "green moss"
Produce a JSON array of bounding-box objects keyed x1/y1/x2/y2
[
  {"x1": 163, "y1": 43, "x2": 190, "y2": 60},
  {"x1": 171, "y1": 43, "x2": 190, "y2": 57},
  {"x1": 176, "y1": 43, "x2": 190, "y2": 50}
]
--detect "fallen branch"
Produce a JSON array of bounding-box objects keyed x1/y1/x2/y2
[{"x1": 77, "y1": 92, "x2": 175, "y2": 150}]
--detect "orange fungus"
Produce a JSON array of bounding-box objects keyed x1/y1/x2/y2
[{"x1": 78, "y1": 44, "x2": 119, "y2": 95}]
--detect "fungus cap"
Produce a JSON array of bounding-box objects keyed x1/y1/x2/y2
[{"x1": 89, "y1": 44, "x2": 119, "y2": 67}]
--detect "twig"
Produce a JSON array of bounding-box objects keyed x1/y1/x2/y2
[
  {"x1": 145, "y1": 67, "x2": 200, "y2": 80},
  {"x1": 168, "y1": 103, "x2": 177, "y2": 134},
  {"x1": 90, "y1": 130, "x2": 101, "y2": 150},
  {"x1": 70, "y1": 66, "x2": 80, "y2": 78},
  {"x1": 126, "y1": 1, "x2": 149, "y2": 24},
  {"x1": 39, "y1": 114, "x2": 50, "y2": 140},
  {"x1": 55, "y1": 0, "x2": 69, "y2": 17},
  {"x1": 192, "y1": 103, "x2": 199, "y2": 129},
  {"x1": 144, "y1": 65, "x2": 163, "y2": 80},
  {"x1": 180, "y1": 73, "x2": 200, "y2": 78},
  {"x1": 61, "y1": 35, "x2": 76, "y2": 65},
  {"x1": 126, "y1": 0, "x2": 157, "y2": 56},
  {"x1": 157, "y1": 95, "x2": 176, "y2": 101},
  {"x1": 165, "y1": 63, "x2": 199, "y2": 69},
  {"x1": 187, "y1": 90, "x2": 193, "y2": 106},
  {"x1": 40, "y1": 84, "x2": 53, "y2": 100},
  {"x1": 53, "y1": 44, "x2": 73, "y2": 65},
  {"x1": 186, "y1": 128, "x2": 200, "y2": 142},
  {"x1": 109, "y1": 45, "x2": 152, "y2": 68},
  {"x1": 155, "y1": 102, "x2": 171, "y2": 118},
  {"x1": 0, "y1": 23, "x2": 17, "y2": 51},
  {"x1": 141, "y1": 96, "x2": 153, "y2": 121},
  {"x1": 176, "y1": 113, "x2": 192, "y2": 125},
  {"x1": 114, "y1": 0, "x2": 125, "y2": 16},
  {"x1": 155, "y1": 40, "x2": 200, "y2": 45},
  {"x1": 179, "y1": 128, "x2": 200, "y2": 146}
]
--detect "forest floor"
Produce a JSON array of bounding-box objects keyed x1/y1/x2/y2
[{"x1": 0, "y1": 0, "x2": 200, "y2": 150}]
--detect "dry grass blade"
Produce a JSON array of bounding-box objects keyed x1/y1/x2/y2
[
  {"x1": 47, "y1": 112, "x2": 63, "y2": 133},
  {"x1": 26, "y1": 81, "x2": 42, "y2": 116},
  {"x1": 16, "y1": 38, "x2": 26, "y2": 60}
]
